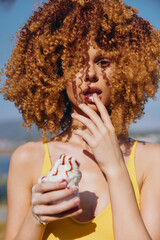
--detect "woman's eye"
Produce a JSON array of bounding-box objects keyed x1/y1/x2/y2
[{"x1": 97, "y1": 59, "x2": 111, "y2": 67}]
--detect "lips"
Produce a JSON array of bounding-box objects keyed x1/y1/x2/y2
[
  {"x1": 83, "y1": 86, "x2": 102, "y2": 96},
  {"x1": 83, "y1": 86, "x2": 102, "y2": 103}
]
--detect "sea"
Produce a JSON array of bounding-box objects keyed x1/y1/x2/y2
[
  {"x1": 0, "y1": 131, "x2": 160, "y2": 179},
  {"x1": 0, "y1": 154, "x2": 11, "y2": 178},
  {"x1": 0, "y1": 120, "x2": 41, "y2": 179}
]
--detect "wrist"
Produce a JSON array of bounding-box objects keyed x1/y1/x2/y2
[
  {"x1": 29, "y1": 207, "x2": 47, "y2": 229},
  {"x1": 104, "y1": 161, "x2": 127, "y2": 182}
]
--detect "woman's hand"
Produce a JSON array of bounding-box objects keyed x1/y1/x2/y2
[
  {"x1": 71, "y1": 93, "x2": 124, "y2": 176},
  {"x1": 31, "y1": 181, "x2": 82, "y2": 225}
]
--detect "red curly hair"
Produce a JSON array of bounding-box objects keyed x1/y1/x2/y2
[{"x1": 0, "y1": 0, "x2": 160, "y2": 138}]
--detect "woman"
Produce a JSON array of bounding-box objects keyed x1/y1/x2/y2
[{"x1": 1, "y1": 0, "x2": 160, "y2": 239}]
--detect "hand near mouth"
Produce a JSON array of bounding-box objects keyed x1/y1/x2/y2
[
  {"x1": 83, "y1": 86, "x2": 102, "y2": 103},
  {"x1": 71, "y1": 93, "x2": 124, "y2": 177}
]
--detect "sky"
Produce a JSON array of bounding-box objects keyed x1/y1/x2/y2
[{"x1": 0, "y1": 0, "x2": 160, "y2": 132}]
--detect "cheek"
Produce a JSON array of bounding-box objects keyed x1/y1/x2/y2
[
  {"x1": 66, "y1": 80, "x2": 78, "y2": 103},
  {"x1": 100, "y1": 64, "x2": 115, "y2": 84},
  {"x1": 66, "y1": 82, "x2": 74, "y2": 98},
  {"x1": 66, "y1": 77, "x2": 84, "y2": 102},
  {"x1": 101, "y1": 82, "x2": 111, "y2": 105},
  {"x1": 100, "y1": 69, "x2": 110, "y2": 85}
]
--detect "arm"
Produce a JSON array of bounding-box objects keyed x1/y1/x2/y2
[
  {"x1": 5, "y1": 143, "x2": 82, "y2": 240},
  {"x1": 140, "y1": 145, "x2": 160, "y2": 240},
  {"x1": 106, "y1": 162, "x2": 151, "y2": 240},
  {"x1": 107, "y1": 144, "x2": 160, "y2": 240},
  {"x1": 72, "y1": 93, "x2": 160, "y2": 240},
  {"x1": 5, "y1": 143, "x2": 47, "y2": 240}
]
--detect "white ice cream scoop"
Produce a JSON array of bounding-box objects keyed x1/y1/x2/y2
[{"x1": 38, "y1": 153, "x2": 82, "y2": 188}]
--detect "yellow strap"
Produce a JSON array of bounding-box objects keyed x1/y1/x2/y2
[
  {"x1": 41, "y1": 141, "x2": 52, "y2": 175},
  {"x1": 41, "y1": 140, "x2": 140, "y2": 208},
  {"x1": 127, "y1": 140, "x2": 140, "y2": 208}
]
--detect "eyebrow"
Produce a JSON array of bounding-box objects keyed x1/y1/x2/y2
[
  {"x1": 94, "y1": 54, "x2": 112, "y2": 62},
  {"x1": 95, "y1": 54, "x2": 103, "y2": 60}
]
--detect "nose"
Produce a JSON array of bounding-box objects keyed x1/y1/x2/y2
[{"x1": 85, "y1": 63, "x2": 98, "y2": 82}]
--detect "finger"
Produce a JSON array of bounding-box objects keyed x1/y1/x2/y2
[
  {"x1": 93, "y1": 93, "x2": 114, "y2": 130},
  {"x1": 77, "y1": 102, "x2": 105, "y2": 131},
  {"x1": 39, "y1": 207, "x2": 83, "y2": 223},
  {"x1": 32, "y1": 181, "x2": 67, "y2": 194},
  {"x1": 49, "y1": 206, "x2": 82, "y2": 219},
  {"x1": 71, "y1": 113, "x2": 100, "y2": 137},
  {"x1": 33, "y1": 186, "x2": 78, "y2": 205},
  {"x1": 73, "y1": 129, "x2": 96, "y2": 148},
  {"x1": 34, "y1": 196, "x2": 80, "y2": 216}
]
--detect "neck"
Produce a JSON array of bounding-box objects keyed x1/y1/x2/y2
[
  {"x1": 54, "y1": 117, "x2": 88, "y2": 146},
  {"x1": 55, "y1": 104, "x2": 130, "y2": 150}
]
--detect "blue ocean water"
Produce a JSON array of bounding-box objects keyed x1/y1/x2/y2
[{"x1": 0, "y1": 154, "x2": 11, "y2": 178}]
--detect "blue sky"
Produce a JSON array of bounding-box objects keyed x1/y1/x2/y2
[{"x1": 0, "y1": 0, "x2": 160, "y2": 132}]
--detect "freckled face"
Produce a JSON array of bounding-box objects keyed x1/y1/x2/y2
[{"x1": 66, "y1": 44, "x2": 114, "y2": 112}]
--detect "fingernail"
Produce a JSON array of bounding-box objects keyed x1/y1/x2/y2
[
  {"x1": 77, "y1": 209, "x2": 82, "y2": 214},
  {"x1": 73, "y1": 130, "x2": 78, "y2": 135},
  {"x1": 71, "y1": 113, "x2": 76, "y2": 117},
  {"x1": 60, "y1": 179, "x2": 67, "y2": 186},
  {"x1": 93, "y1": 93, "x2": 98, "y2": 98},
  {"x1": 76, "y1": 100, "x2": 82, "y2": 105},
  {"x1": 74, "y1": 197, "x2": 80, "y2": 204},
  {"x1": 67, "y1": 185, "x2": 78, "y2": 192},
  {"x1": 72, "y1": 187, "x2": 78, "y2": 193}
]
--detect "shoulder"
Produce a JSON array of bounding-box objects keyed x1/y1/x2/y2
[
  {"x1": 136, "y1": 141, "x2": 160, "y2": 180},
  {"x1": 10, "y1": 141, "x2": 45, "y2": 184},
  {"x1": 11, "y1": 141, "x2": 44, "y2": 165},
  {"x1": 137, "y1": 141, "x2": 160, "y2": 163}
]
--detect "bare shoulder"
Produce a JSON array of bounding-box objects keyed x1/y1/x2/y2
[
  {"x1": 137, "y1": 141, "x2": 160, "y2": 162},
  {"x1": 12, "y1": 141, "x2": 44, "y2": 160},
  {"x1": 11, "y1": 141, "x2": 44, "y2": 166},
  {"x1": 10, "y1": 141, "x2": 45, "y2": 184},
  {"x1": 136, "y1": 141, "x2": 160, "y2": 179}
]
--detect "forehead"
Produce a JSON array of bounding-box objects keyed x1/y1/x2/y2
[{"x1": 83, "y1": 40, "x2": 111, "y2": 59}]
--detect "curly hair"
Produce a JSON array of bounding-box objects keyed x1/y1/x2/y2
[{"x1": 0, "y1": 0, "x2": 160, "y2": 138}]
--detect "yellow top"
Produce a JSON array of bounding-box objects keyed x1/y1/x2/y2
[{"x1": 42, "y1": 141, "x2": 140, "y2": 240}]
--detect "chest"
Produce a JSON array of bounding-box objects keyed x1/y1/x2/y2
[
  {"x1": 47, "y1": 144, "x2": 113, "y2": 221},
  {"x1": 47, "y1": 142, "x2": 143, "y2": 222}
]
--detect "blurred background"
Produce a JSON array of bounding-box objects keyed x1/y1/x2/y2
[{"x1": 0, "y1": 0, "x2": 160, "y2": 238}]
